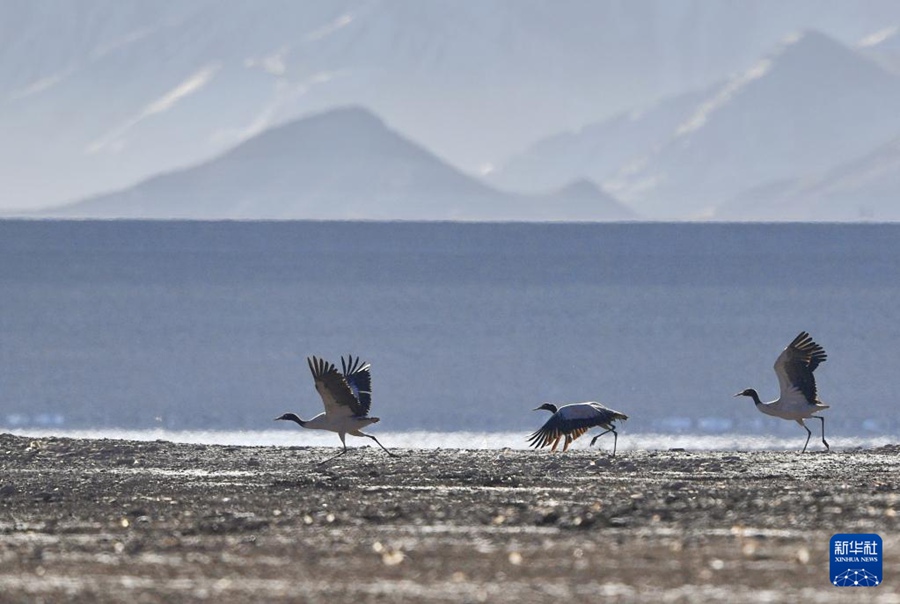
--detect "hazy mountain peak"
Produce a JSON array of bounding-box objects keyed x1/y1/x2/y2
[
  {"x1": 539, "y1": 178, "x2": 637, "y2": 221},
  {"x1": 297, "y1": 105, "x2": 384, "y2": 126},
  {"x1": 490, "y1": 86, "x2": 710, "y2": 195},
  {"x1": 225, "y1": 105, "x2": 399, "y2": 161},
  {"x1": 555, "y1": 178, "x2": 607, "y2": 199},
  {"x1": 779, "y1": 28, "x2": 844, "y2": 54},
  {"x1": 773, "y1": 29, "x2": 884, "y2": 75},
  {"x1": 675, "y1": 30, "x2": 877, "y2": 138},
  {"x1": 612, "y1": 27, "x2": 900, "y2": 218},
  {"x1": 45, "y1": 105, "x2": 504, "y2": 219}
]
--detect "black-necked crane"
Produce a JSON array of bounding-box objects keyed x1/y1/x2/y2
[
  {"x1": 735, "y1": 331, "x2": 830, "y2": 452},
  {"x1": 528, "y1": 402, "x2": 629, "y2": 456},
  {"x1": 275, "y1": 355, "x2": 396, "y2": 462}
]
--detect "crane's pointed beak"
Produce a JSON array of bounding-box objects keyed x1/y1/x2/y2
[{"x1": 733, "y1": 392, "x2": 743, "y2": 397}]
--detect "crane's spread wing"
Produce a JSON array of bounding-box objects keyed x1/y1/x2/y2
[
  {"x1": 773, "y1": 331, "x2": 827, "y2": 404},
  {"x1": 527, "y1": 402, "x2": 627, "y2": 449},
  {"x1": 341, "y1": 355, "x2": 372, "y2": 416},
  {"x1": 307, "y1": 356, "x2": 366, "y2": 417}
]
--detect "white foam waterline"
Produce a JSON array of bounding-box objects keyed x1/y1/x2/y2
[{"x1": 2, "y1": 428, "x2": 897, "y2": 452}]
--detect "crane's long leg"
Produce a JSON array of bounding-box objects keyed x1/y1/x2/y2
[
  {"x1": 358, "y1": 432, "x2": 399, "y2": 457},
  {"x1": 589, "y1": 429, "x2": 611, "y2": 447},
  {"x1": 814, "y1": 416, "x2": 829, "y2": 450},
  {"x1": 798, "y1": 420, "x2": 812, "y2": 453},
  {"x1": 318, "y1": 444, "x2": 349, "y2": 465},
  {"x1": 562, "y1": 434, "x2": 572, "y2": 452},
  {"x1": 317, "y1": 433, "x2": 349, "y2": 465},
  {"x1": 589, "y1": 428, "x2": 619, "y2": 457}
]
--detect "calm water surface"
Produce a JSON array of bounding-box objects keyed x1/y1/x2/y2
[{"x1": 1, "y1": 220, "x2": 898, "y2": 439}]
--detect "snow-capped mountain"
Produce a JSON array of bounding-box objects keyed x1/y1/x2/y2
[
  {"x1": 41, "y1": 107, "x2": 635, "y2": 221},
  {"x1": 5, "y1": 1, "x2": 900, "y2": 216},
  {"x1": 604, "y1": 30, "x2": 900, "y2": 219},
  {"x1": 858, "y1": 25, "x2": 900, "y2": 74}
]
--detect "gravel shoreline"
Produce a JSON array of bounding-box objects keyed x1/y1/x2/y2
[{"x1": 1, "y1": 433, "x2": 898, "y2": 602}]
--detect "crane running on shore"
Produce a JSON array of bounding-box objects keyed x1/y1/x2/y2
[
  {"x1": 276, "y1": 355, "x2": 396, "y2": 463},
  {"x1": 735, "y1": 331, "x2": 831, "y2": 452},
  {"x1": 528, "y1": 402, "x2": 629, "y2": 456}
]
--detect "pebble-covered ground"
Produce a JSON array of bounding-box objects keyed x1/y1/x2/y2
[{"x1": 1, "y1": 433, "x2": 898, "y2": 603}]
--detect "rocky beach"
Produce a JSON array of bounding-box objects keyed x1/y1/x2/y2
[{"x1": 1, "y1": 433, "x2": 898, "y2": 602}]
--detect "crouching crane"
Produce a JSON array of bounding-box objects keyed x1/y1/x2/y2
[
  {"x1": 735, "y1": 331, "x2": 830, "y2": 452},
  {"x1": 276, "y1": 355, "x2": 396, "y2": 463},
  {"x1": 528, "y1": 402, "x2": 629, "y2": 456}
]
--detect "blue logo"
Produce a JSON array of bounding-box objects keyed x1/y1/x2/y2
[{"x1": 830, "y1": 533, "x2": 882, "y2": 587}]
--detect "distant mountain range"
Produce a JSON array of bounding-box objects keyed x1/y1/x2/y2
[
  {"x1": 5, "y1": 1, "x2": 900, "y2": 219},
  {"x1": 5, "y1": 3, "x2": 900, "y2": 220},
  {"x1": 715, "y1": 135, "x2": 900, "y2": 221},
  {"x1": 43, "y1": 107, "x2": 636, "y2": 221},
  {"x1": 488, "y1": 88, "x2": 712, "y2": 194},
  {"x1": 497, "y1": 30, "x2": 900, "y2": 221},
  {"x1": 607, "y1": 30, "x2": 900, "y2": 219}
]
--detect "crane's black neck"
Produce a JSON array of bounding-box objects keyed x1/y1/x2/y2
[
  {"x1": 743, "y1": 389, "x2": 763, "y2": 406},
  {"x1": 276, "y1": 413, "x2": 307, "y2": 426}
]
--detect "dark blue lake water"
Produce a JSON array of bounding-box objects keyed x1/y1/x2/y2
[{"x1": 1, "y1": 220, "x2": 897, "y2": 440}]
